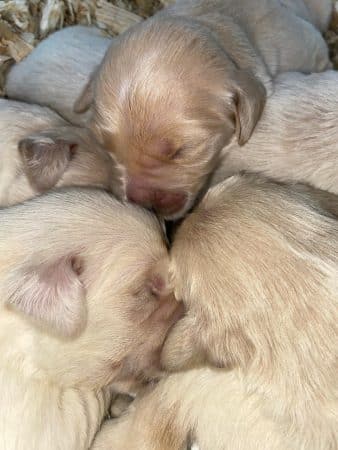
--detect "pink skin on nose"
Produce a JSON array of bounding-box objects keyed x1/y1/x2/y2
[{"x1": 126, "y1": 178, "x2": 187, "y2": 216}]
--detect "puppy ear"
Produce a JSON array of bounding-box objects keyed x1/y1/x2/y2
[
  {"x1": 232, "y1": 71, "x2": 266, "y2": 146},
  {"x1": 5, "y1": 256, "x2": 86, "y2": 338},
  {"x1": 18, "y1": 133, "x2": 77, "y2": 192},
  {"x1": 73, "y1": 75, "x2": 95, "y2": 114}
]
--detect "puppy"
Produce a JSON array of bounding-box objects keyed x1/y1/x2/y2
[
  {"x1": 92, "y1": 175, "x2": 338, "y2": 450},
  {"x1": 75, "y1": 0, "x2": 331, "y2": 218},
  {"x1": 211, "y1": 70, "x2": 338, "y2": 195},
  {"x1": 5, "y1": 26, "x2": 111, "y2": 126},
  {"x1": 0, "y1": 188, "x2": 183, "y2": 450},
  {"x1": 0, "y1": 99, "x2": 121, "y2": 206},
  {"x1": 92, "y1": 369, "x2": 285, "y2": 450},
  {"x1": 280, "y1": 0, "x2": 332, "y2": 32}
]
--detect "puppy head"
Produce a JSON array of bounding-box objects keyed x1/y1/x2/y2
[
  {"x1": 75, "y1": 18, "x2": 266, "y2": 219},
  {"x1": 0, "y1": 190, "x2": 183, "y2": 387},
  {"x1": 18, "y1": 126, "x2": 123, "y2": 199}
]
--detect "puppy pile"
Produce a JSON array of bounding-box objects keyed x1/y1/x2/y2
[{"x1": 0, "y1": 1, "x2": 337, "y2": 449}]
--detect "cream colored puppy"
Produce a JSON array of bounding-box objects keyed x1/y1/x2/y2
[
  {"x1": 0, "y1": 188, "x2": 183, "y2": 450},
  {"x1": 5, "y1": 26, "x2": 111, "y2": 125},
  {"x1": 93, "y1": 369, "x2": 285, "y2": 450},
  {"x1": 211, "y1": 70, "x2": 338, "y2": 194},
  {"x1": 0, "y1": 99, "x2": 121, "y2": 207},
  {"x1": 76, "y1": 0, "x2": 331, "y2": 218},
  {"x1": 92, "y1": 175, "x2": 338, "y2": 450}
]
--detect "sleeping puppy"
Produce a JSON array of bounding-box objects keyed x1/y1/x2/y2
[
  {"x1": 92, "y1": 175, "x2": 338, "y2": 450},
  {"x1": 211, "y1": 71, "x2": 338, "y2": 194},
  {"x1": 280, "y1": 0, "x2": 332, "y2": 32},
  {"x1": 0, "y1": 188, "x2": 183, "y2": 450},
  {"x1": 5, "y1": 26, "x2": 112, "y2": 126},
  {"x1": 75, "y1": 0, "x2": 331, "y2": 219},
  {"x1": 92, "y1": 369, "x2": 285, "y2": 450},
  {"x1": 0, "y1": 99, "x2": 121, "y2": 206}
]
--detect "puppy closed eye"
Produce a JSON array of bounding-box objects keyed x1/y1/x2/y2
[{"x1": 170, "y1": 147, "x2": 184, "y2": 160}]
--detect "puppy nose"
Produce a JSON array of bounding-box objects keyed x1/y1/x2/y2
[
  {"x1": 152, "y1": 190, "x2": 187, "y2": 216},
  {"x1": 126, "y1": 182, "x2": 152, "y2": 208},
  {"x1": 126, "y1": 179, "x2": 187, "y2": 216}
]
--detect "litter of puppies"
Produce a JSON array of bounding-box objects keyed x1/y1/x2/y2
[{"x1": 0, "y1": 1, "x2": 337, "y2": 449}]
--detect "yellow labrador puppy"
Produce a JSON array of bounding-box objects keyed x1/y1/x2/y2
[
  {"x1": 92, "y1": 175, "x2": 338, "y2": 450},
  {"x1": 75, "y1": 0, "x2": 331, "y2": 219},
  {"x1": 0, "y1": 188, "x2": 183, "y2": 450},
  {"x1": 212, "y1": 71, "x2": 338, "y2": 195},
  {"x1": 5, "y1": 26, "x2": 112, "y2": 126},
  {"x1": 0, "y1": 99, "x2": 121, "y2": 207}
]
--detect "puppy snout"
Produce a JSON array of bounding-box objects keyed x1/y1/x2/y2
[
  {"x1": 126, "y1": 179, "x2": 187, "y2": 215},
  {"x1": 126, "y1": 181, "x2": 153, "y2": 208},
  {"x1": 152, "y1": 190, "x2": 187, "y2": 216}
]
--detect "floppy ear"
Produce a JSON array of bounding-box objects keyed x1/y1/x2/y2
[
  {"x1": 5, "y1": 256, "x2": 86, "y2": 338},
  {"x1": 73, "y1": 74, "x2": 95, "y2": 114},
  {"x1": 18, "y1": 133, "x2": 78, "y2": 192},
  {"x1": 232, "y1": 70, "x2": 266, "y2": 146}
]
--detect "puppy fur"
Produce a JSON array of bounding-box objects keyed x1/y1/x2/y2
[
  {"x1": 5, "y1": 26, "x2": 111, "y2": 126},
  {"x1": 92, "y1": 369, "x2": 285, "y2": 450},
  {"x1": 76, "y1": 0, "x2": 330, "y2": 218},
  {"x1": 0, "y1": 99, "x2": 121, "y2": 207},
  {"x1": 93, "y1": 175, "x2": 338, "y2": 450},
  {"x1": 211, "y1": 70, "x2": 338, "y2": 195},
  {"x1": 0, "y1": 188, "x2": 182, "y2": 450}
]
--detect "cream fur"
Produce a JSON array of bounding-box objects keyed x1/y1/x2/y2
[
  {"x1": 5, "y1": 26, "x2": 111, "y2": 126},
  {"x1": 0, "y1": 188, "x2": 180, "y2": 450},
  {"x1": 76, "y1": 0, "x2": 331, "y2": 218},
  {"x1": 0, "y1": 99, "x2": 121, "y2": 207},
  {"x1": 212, "y1": 71, "x2": 338, "y2": 195},
  {"x1": 92, "y1": 175, "x2": 338, "y2": 449}
]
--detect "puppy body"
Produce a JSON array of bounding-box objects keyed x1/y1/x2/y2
[
  {"x1": 167, "y1": 0, "x2": 331, "y2": 75},
  {"x1": 5, "y1": 26, "x2": 112, "y2": 125},
  {"x1": 0, "y1": 188, "x2": 181, "y2": 449},
  {"x1": 92, "y1": 369, "x2": 284, "y2": 450},
  {"x1": 84, "y1": 0, "x2": 330, "y2": 218},
  {"x1": 166, "y1": 175, "x2": 338, "y2": 449},
  {"x1": 92, "y1": 176, "x2": 338, "y2": 450},
  {"x1": 0, "y1": 99, "x2": 120, "y2": 207},
  {"x1": 212, "y1": 71, "x2": 338, "y2": 195}
]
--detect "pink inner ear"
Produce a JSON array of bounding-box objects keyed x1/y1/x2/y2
[{"x1": 6, "y1": 256, "x2": 86, "y2": 338}]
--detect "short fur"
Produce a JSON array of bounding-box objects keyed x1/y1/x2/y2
[
  {"x1": 0, "y1": 99, "x2": 121, "y2": 207},
  {"x1": 77, "y1": 0, "x2": 331, "y2": 218},
  {"x1": 0, "y1": 188, "x2": 182, "y2": 450},
  {"x1": 5, "y1": 26, "x2": 111, "y2": 125},
  {"x1": 92, "y1": 175, "x2": 338, "y2": 449},
  {"x1": 212, "y1": 70, "x2": 338, "y2": 195}
]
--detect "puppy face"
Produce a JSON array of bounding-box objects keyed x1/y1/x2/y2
[
  {"x1": 76, "y1": 18, "x2": 266, "y2": 219},
  {"x1": 0, "y1": 189, "x2": 183, "y2": 389}
]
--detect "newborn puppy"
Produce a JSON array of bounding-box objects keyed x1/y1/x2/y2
[
  {"x1": 0, "y1": 188, "x2": 183, "y2": 450},
  {"x1": 280, "y1": 0, "x2": 332, "y2": 32},
  {"x1": 211, "y1": 70, "x2": 338, "y2": 195},
  {"x1": 92, "y1": 369, "x2": 285, "y2": 450},
  {"x1": 0, "y1": 99, "x2": 121, "y2": 206},
  {"x1": 302, "y1": 0, "x2": 332, "y2": 31},
  {"x1": 76, "y1": 0, "x2": 330, "y2": 219},
  {"x1": 5, "y1": 26, "x2": 111, "y2": 125},
  {"x1": 93, "y1": 175, "x2": 338, "y2": 450}
]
